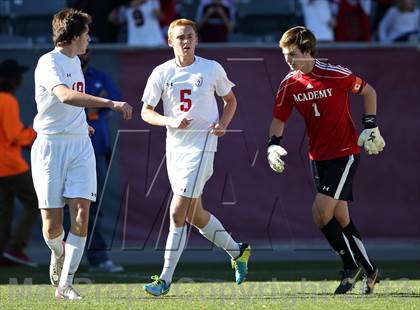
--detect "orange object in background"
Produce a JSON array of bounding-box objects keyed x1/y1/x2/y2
[{"x1": 0, "y1": 92, "x2": 36, "y2": 177}]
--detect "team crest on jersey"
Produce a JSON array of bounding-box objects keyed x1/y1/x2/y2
[{"x1": 195, "y1": 77, "x2": 203, "y2": 87}]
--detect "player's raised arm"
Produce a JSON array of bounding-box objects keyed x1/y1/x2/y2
[
  {"x1": 209, "y1": 90, "x2": 237, "y2": 137},
  {"x1": 141, "y1": 103, "x2": 191, "y2": 129},
  {"x1": 357, "y1": 83, "x2": 386, "y2": 155}
]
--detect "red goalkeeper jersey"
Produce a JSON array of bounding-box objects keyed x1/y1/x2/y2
[{"x1": 273, "y1": 59, "x2": 363, "y2": 161}]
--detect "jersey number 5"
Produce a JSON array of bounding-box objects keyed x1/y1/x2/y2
[{"x1": 180, "y1": 89, "x2": 192, "y2": 112}]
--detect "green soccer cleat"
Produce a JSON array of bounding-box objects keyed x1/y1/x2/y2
[
  {"x1": 143, "y1": 275, "x2": 171, "y2": 297},
  {"x1": 231, "y1": 242, "x2": 251, "y2": 285}
]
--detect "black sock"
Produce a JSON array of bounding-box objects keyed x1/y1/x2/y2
[
  {"x1": 343, "y1": 219, "x2": 376, "y2": 274},
  {"x1": 321, "y1": 217, "x2": 359, "y2": 270}
]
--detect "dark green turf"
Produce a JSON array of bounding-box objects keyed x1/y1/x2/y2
[{"x1": 1, "y1": 261, "x2": 419, "y2": 285}]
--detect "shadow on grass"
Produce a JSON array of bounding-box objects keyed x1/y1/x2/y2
[{"x1": 1, "y1": 261, "x2": 420, "y2": 285}]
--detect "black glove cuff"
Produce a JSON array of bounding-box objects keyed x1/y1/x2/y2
[
  {"x1": 268, "y1": 135, "x2": 282, "y2": 147},
  {"x1": 362, "y1": 115, "x2": 377, "y2": 129}
]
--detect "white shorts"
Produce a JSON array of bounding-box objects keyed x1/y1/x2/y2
[
  {"x1": 166, "y1": 151, "x2": 214, "y2": 198},
  {"x1": 31, "y1": 134, "x2": 97, "y2": 208}
]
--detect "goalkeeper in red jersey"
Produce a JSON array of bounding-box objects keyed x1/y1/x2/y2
[{"x1": 267, "y1": 26, "x2": 385, "y2": 295}]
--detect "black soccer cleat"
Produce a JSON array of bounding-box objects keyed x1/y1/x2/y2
[
  {"x1": 334, "y1": 266, "x2": 363, "y2": 294},
  {"x1": 361, "y1": 268, "x2": 381, "y2": 294}
]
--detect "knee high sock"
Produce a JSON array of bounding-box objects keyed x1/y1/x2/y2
[
  {"x1": 43, "y1": 230, "x2": 65, "y2": 258},
  {"x1": 59, "y1": 232, "x2": 86, "y2": 288},
  {"x1": 321, "y1": 217, "x2": 359, "y2": 270},
  {"x1": 198, "y1": 215, "x2": 240, "y2": 259},
  {"x1": 343, "y1": 219, "x2": 376, "y2": 274},
  {"x1": 160, "y1": 225, "x2": 187, "y2": 285}
]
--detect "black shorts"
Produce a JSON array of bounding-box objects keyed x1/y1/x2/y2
[{"x1": 310, "y1": 154, "x2": 360, "y2": 201}]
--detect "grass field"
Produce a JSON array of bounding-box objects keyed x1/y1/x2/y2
[{"x1": 1, "y1": 261, "x2": 420, "y2": 309}]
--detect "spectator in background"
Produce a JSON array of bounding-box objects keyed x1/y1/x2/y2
[
  {"x1": 372, "y1": 0, "x2": 395, "y2": 33},
  {"x1": 69, "y1": 0, "x2": 121, "y2": 43},
  {"x1": 299, "y1": 0, "x2": 335, "y2": 42},
  {"x1": 196, "y1": 0, "x2": 235, "y2": 42},
  {"x1": 0, "y1": 59, "x2": 38, "y2": 267},
  {"x1": 109, "y1": 0, "x2": 165, "y2": 46},
  {"x1": 332, "y1": 0, "x2": 372, "y2": 41},
  {"x1": 78, "y1": 49, "x2": 124, "y2": 273},
  {"x1": 378, "y1": 0, "x2": 419, "y2": 43},
  {"x1": 159, "y1": 0, "x2": 177, "y2": 38}
]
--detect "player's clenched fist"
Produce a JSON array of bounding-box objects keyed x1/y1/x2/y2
[
  {"x1": 111, "y1": 101, "x2": 133, "y2": 120},
  {"x1": 357, "y1": 115, "x2": 385, "y2": 155},
  {"x1": 267, "y1": 145, "x2": 288, "y2": 173}
]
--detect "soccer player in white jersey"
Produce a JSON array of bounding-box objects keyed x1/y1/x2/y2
[
  {"x1": 32, "y1": 8, "x2": 132, "y2": 300},
  {"x1": 141, "y1": 18, "x2": 251, "y2": 297}
]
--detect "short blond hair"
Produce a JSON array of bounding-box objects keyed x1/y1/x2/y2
[
  {"x1": 279, "y1": 26, "x2": 317, "y2": 56},
  {"x1": 167, "y1": 18, "x2": 198, "y2": 39}
]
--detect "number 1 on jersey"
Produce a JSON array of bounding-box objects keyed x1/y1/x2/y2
[
  {"x1": 312, "y1": 102, "x2": 321, "y2": 117},
  {"x1": 180, "y1": 89, "x2": 192, "y2": 112}
]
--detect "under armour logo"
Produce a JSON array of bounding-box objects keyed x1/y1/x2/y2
[
  {"x1": 166, "y1": 82, "x2": 173, "y2": 87},
  {"x1": 91, "y1": 193, "x2": 97, "y2": 197},
  {"x1": 322, "y1": 186, "x2": 330, "y2": 191},
  {"x1": 66, "y1": 73, "x2": 71, "y2": 77}
]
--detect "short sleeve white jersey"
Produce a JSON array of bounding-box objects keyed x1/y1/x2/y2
[
  {"x1": 142, "y1": 56, "x2": 235, "y2": 153},
  {"x1": 119, "y1": 0, "x2": 165, "y2": 46},
  {"x1": 34, "y1": 48, "x2": 88, "y2": 135}
]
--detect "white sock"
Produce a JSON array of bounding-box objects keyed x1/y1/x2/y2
[
  {"x1": 43, "y1": 230, "x2": 65, "y2": 258},
  {"x1": 199, "y1": 215, "x2": 240, "y2": 259},
  {"x1": 59, "y1": 232, "x2": 87, "y2": 288},
  {"x1": 159, "y1": 225, "x2": 187, "y2": 285}
]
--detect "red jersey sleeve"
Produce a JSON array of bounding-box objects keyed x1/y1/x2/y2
[
  {"x1": 337, "y1": 67, "x2": 366, "y2": 94},
  {"x1": 273, "y1": 83, "x2": 293, "y2": 122}
]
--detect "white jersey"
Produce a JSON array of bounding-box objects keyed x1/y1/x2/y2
[
  {"x1": 299, "y1": 0, "x2": 334, "y2": 42},
  {"x1": 34, "y1": 47, "x2": 88, "y2": 135},
  {"x1": 142, "y1": 56, "x2": 235, "y2": 153},
  {"x1": 119, "y1": 0, "x2": 165, "y2": 46}
]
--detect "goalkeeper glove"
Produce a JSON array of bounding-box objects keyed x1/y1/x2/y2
[
  {"x1": 267, "y1": 136, "x2": 287, "y2": 173},
  {"x1": 357, "y1": 115, "x2": 386, "y2": 155}
]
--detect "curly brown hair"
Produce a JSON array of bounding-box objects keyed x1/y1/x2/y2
[{"x1": 52, "y1": 8, "x2": 91, "y2": 46}]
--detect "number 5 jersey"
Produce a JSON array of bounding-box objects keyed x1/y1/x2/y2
[{"x1": 142, "y1": 56, "x2": 235, "y2": 153}]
